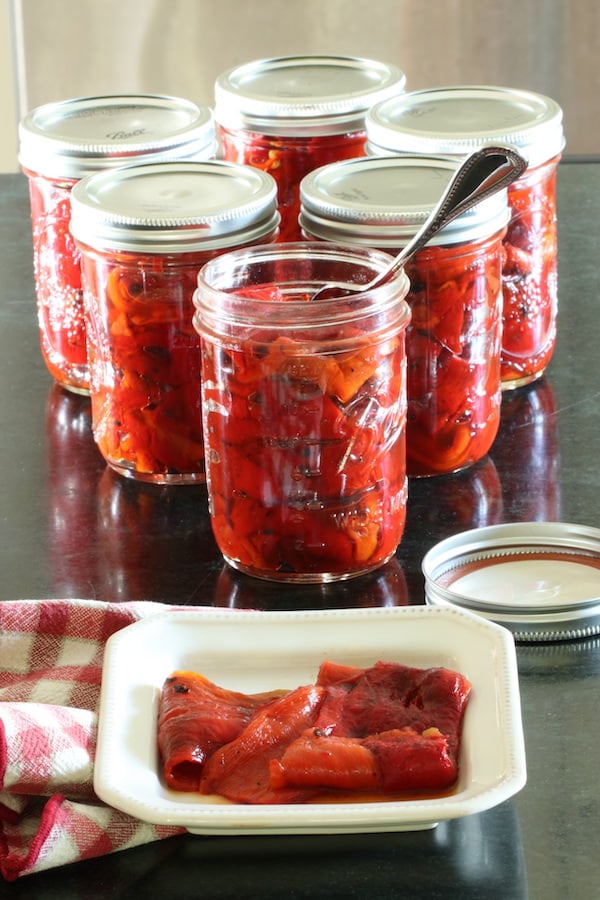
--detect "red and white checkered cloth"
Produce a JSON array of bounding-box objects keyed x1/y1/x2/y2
[{"x1": 0, "y1": 599, "x2": 186, "y2": 881}]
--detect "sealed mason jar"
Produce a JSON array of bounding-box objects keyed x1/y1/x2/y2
[
  {"x1": 366, "y1": 86, "x2": 565, "y2": 388},
  {"x1": 193, "y1": 242, "x2": 411, "y2": 582},
  {"x1": 70, "y1": 160, "x2": 279, "y2": 484},
  {"x1": 19, "y1": 94, "x2": 216, "y2": 393},
  {"x1": 214, "y1": 55, "x2": 406, "y2": 242},
  {"x1": 300, "y1": 155, "x2": 510, "y2": 476}
]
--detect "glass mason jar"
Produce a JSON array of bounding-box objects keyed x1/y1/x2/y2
[
  {"x1": 193, "y1": 242, "x2": 411, "y2": 582},
  {"x1": 366, "y1": 86, "x2": 565, "y2": 389},
  {"x1": 300, "y1": 155, "x2": 510, "y2": 477},
  {"x1": 19, "y1": 94, "x2": 216, "y2": 393},
  {"x1": 70, "y1": 160, "x2": 279, "y2": 484},
  {"x1": 214, "y1": 55, "x2": 406, "y2": 242}
]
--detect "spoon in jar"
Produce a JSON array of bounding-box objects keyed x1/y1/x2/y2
[{"x1": 310, "y1": 144, "x2": 527, "y2": 302}]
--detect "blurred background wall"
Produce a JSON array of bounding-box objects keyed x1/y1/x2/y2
[{"x1": 1, "y1": 0, "x2": 598, "y2": 171}]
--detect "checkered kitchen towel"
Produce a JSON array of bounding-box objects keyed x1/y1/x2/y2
[{"x1": 0, "y1": 599, "x2": 185, "y2": 881}]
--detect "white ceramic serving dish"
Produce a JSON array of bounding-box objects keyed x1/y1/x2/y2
[{"x1": 94, "y1": 606, "x2": 526, "y2": 834}]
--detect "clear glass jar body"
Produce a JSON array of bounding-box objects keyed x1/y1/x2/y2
[
  {"x1": 24, "y1": 170, "x2": 89, "y2": 393},
  {"x1": 403, "y1": 233, "x2": 505, "y2": 476},
  {"x1": 218, "y1": 127, "x2": 367, "y2": 242},
  {"x1": 193, "y1": 243, "x2": 411, "y2": 582},
  {"x1": 79, "y1": 245, "x2": 222, "y2": 483},
  {"x1": 501, "y1": 155, "x2": 560, "y2": 387}
]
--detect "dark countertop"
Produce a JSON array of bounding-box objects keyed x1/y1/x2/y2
[{"x1": 1, "y1": 164, "x2": 599, "y2": 897}]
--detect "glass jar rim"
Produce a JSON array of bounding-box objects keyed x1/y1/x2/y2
[{"x1": 194, "y1": 241, "x2": 411, "y2": 335}]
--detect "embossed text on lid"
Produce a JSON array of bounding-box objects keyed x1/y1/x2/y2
[{"x1": 19, "y1": 94, "x2": 216, "y2": 179}]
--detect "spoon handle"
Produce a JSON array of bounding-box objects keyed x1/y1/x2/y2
[{"x1": 369, "y1": 145, "x2": 527, "y2": 288}]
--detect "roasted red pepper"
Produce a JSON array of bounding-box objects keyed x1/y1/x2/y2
[
  {"x1": 24, "y1": 171, "x2": 89, "y2": 392},
  {"x1": 218, "y1": 127, "x2": 367, "y2": 242},
  {"x1": 403, "y1": 232, "x2": 504, "y2": 476},
  {"x1": 80, "y1": 247, "x2": 210, "y2": 481},
  {"x1": 500, "y1": 155, "x2": 560, "y2": 386},
  {"x1": 158, "y1": 671, "x2": 285, "y2": 792},
  {"x1": 200, "y1": 289, "x2": 408, "y2": 578},
  {"x1": 158, "y1": 660, "x2": 472, "y2": 803}
]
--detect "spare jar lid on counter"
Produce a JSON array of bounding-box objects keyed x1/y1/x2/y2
[
  {"x1": 214, "y1": 55, "x2": 407, "y2": 136},
  {"x1": 366, "y1": 85, "x2": 565, "y2": 167},
  {"x1": 299, "y1": 154, "x2": 511, "y2": 247},
  {"x1": 18, "y1": 94, "x2": 216, "y2": 179},
  {"x1": 69, "y1": 160, "x2": 279, "y2": 253},
  {"x1": 422, "y1": 522, "x2": 600, "y2": 642}
]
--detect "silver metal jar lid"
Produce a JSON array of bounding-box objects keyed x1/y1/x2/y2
[
  {"x1": 299, "y1": 154, "x2": 510, "y2": 248},
  {"x1": 69, "y1": 160, "x2": 279, "y2": 253},
  {"x1": 422, "y1": 522, "x2": 600, "y2": 642},
  {"x1": 214, "y1": 55, "x2": 406, "y2": 137},
  {"x1": 19, "y1": 94, "x2": 216, "y2": 180},
  {"x1": 366, "y1": 86, "x2": 565, "y2": 168}
]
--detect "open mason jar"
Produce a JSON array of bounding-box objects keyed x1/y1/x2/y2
[
  {"x1": 366, "y1": 86, "x2": 565, "y2": 388},
  {"x1": 300, "y1": 155, "x2": 510, "y2": 476},
  {"x1": 70, "y1": 160, "x2": 279, "y2": 484},
  {"x1": 193, "y1": 242, "x2": 411, "y2": 582},
  {"x1": 214, "y1": 55, "x2": 406, "y2": 242},
  {"x1": 19, "y1": 94, "x2": 216, "y2": 393}
]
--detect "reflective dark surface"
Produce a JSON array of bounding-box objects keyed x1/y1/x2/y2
[{"x1": 1, "y1": 164, "x2": 600, "y2": 897}]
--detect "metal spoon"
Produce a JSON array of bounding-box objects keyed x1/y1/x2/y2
[{"x1": 310, "y1": 145, "x2": 527, "y2": 302}]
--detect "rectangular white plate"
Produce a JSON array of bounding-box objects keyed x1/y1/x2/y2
[{"x1": 94, "y1": 606, "x2": 526, "y2": 834}]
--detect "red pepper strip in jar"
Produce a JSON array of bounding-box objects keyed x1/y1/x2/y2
[
  {"x1": 218, "y1": 129, "x2": 368, "y2": 242},
  {"x1": 201, "y1": 287, "x2": 407, "y2": 578},
  {"x1": 404, "y1": 236, "x2": 504, "y2": 477},
  {"x1": 81, "y1": 250, "x2": 206, "y2": 479},
  {"x1": 500, "y1": 156, "x2": 560, "y2": 385}
]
